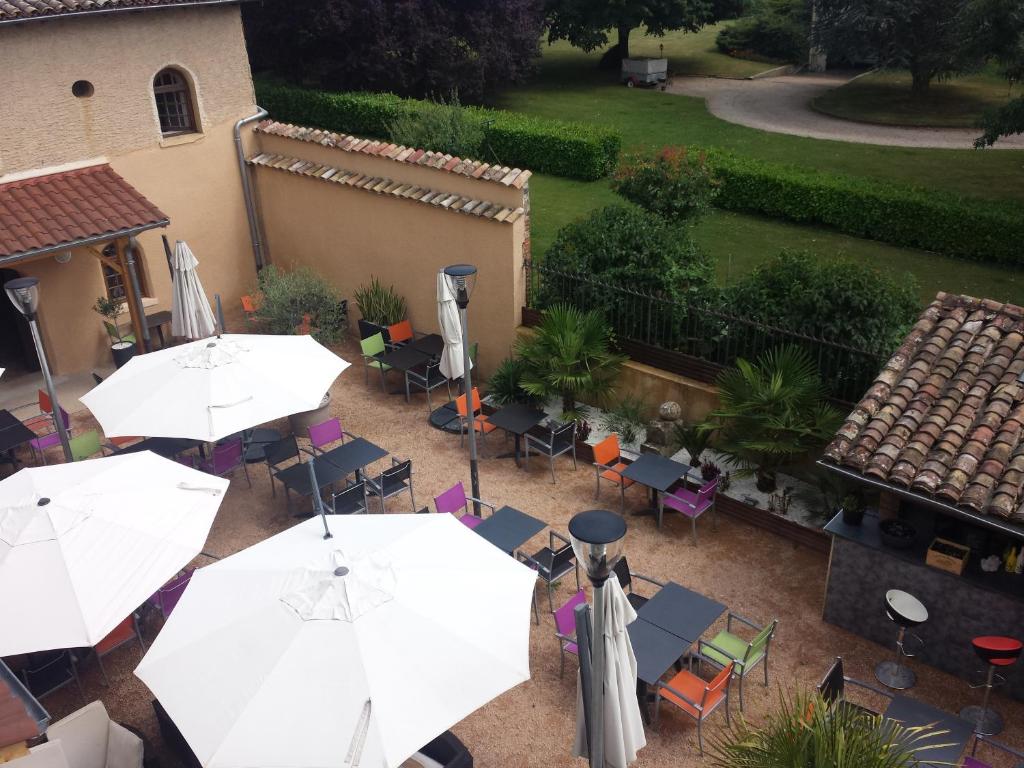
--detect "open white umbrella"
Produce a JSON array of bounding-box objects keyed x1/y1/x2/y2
[
  {"x1": 573, "y1": 578, "x2": 647, "y2": 767},
  {"x1": 437, "y1": 269, "x2": 468, "y2": 381},
  {"x1": 0, "y1": 451, "x2": 227, "y2": 656},
  {"x1": 81, "y1": 334, "x2": 349, "y2": 441},
  {"x1": 136, "y1": 513, "x2": 536, "y2": 768},
  {"x1": 170, "y1": 241, "x2": 217, "y2": 340}
]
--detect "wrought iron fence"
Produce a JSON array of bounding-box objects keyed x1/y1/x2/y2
[{"x1": 524, "y1": 260, "x2": 887, "y2": 405}]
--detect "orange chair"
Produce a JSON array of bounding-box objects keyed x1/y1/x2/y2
[
  {"x1": 296, "y1": 313, "x2": 315, "y2": 335},
  {"x1": 93, "y1": 614, "x2": 145, "y2": 686},
  {"x1": 455, "y1": 387, "x2": 496, "y2": 449},
  {"x1": 655, "y1": 661, "x2": 734, "y2": 754},
  {"x1": 22, "y1": 389, "x2": 54, "y2": 435},
  {"x1": 592, "y1": 434, "x2": 635, "y2": 511},
  {"x1": 241, "y1": 294, "x2": 259, "y2": 323},
  {"x1": 386, "y1": 319, "x2": 415, "y2": 348}
]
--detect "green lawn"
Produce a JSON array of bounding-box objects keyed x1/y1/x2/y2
[
  {"x1": 540, "y1": 25, "x2": 776, "y2": 80},
  {"x1": 529, "y1": 173, "x2": 1024, "y2": 305},
  {"x1": 497, "y1": 45, "x2": 1024, "y2": 203},
  {"x1": 811, "y1": 67, "x2": 1018, "y2": 128}
]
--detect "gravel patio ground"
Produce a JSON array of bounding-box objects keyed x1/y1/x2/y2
[{"x1": 21, "y1": 335, "x2": 1024, "y2": 767}]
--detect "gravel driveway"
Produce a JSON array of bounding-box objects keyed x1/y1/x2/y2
[{"x1": 666, "y1": 71, "x2": 1024, "y2": 149}]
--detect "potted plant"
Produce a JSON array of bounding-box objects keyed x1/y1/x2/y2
[
  {"x1": 840, "y1": 492, "x2": 866, "y2": 526},
  {"x1": 93, "y1": 296, "x2": 136, "y2": 368},
  {"x1": 354, "y1": 277, "x2": 407, "y2": 340},
  {"x1": 672, "y1": 421, "x2": 711, "y2": 467}
]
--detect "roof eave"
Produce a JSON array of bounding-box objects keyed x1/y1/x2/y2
[
  {"x1": 0, "y1": 0, "x2": 254, "y2": 27},
  {"x1": 0, "y1": 219, "x2": 169, "y2": 266}
]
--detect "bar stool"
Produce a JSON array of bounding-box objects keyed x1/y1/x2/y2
[
  {"x1": 959, "y1": 635, "x2": 1022, "y2": 736},
  {"x1": 875, "y1": 589, "x2": 927, "y2": 689}
]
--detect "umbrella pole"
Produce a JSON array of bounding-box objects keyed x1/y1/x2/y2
[
  {"x1": 591, "y1": 581, "x2": 606, "y2": 768},
  {"x1": 301, "y1": 448, "x2": 333, "y2": 540},
  {"x1": 215, "y1": 294, "x2": 227, "y2": 336},
  {"x1": 574, "y1": 603, "x2": 595, "y2": 760}
]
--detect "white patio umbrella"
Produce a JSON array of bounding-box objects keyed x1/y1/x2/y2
[
  {"x1": 0, "y1": 451, "x2": 227, "y2": 656},
  {"x1": 170, "y1": 240, "x2": 217, "y2": 340},
  {"x1": 437, "y1": 269, "x2": 468, "y2": 381},
  {"x1": 136, "y1": 513, "x2": 536, "y2": 768},
  {"x1": 572, "y1": 578, "x2": 647, "y2": 767},
  {"x1": 81, "y1": 334, "x2": 349, "y2": 441}
]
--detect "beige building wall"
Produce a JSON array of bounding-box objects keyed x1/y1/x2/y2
[
  {"x1": 0, "y1": 6, "x2": 254, "y2": 176},
  {"x1": 252, "y1": 139, "x2": 528, "y2": 375}
]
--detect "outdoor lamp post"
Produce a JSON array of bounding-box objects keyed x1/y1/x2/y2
[
  {"x1": 443, "y1": 263, "x2": 482, "y2": 515},
  {"x1": 569, "y1": 509, "x2": 628, "y2": 768},
  {"x1": 4, "y1": 277, "x2": 73, "y2": 463}
]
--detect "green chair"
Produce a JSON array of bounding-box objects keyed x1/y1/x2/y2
[
  {"x1": 699, "y1": 614, "x2": 777, "y2": 712},
  {"x1": 359, "y1": 332, "x2": 392, "y2": 391},
  {"x1": 69, "y1": 430, "x2": 102, "y2": 462},
  {"x1": 103, "y1": 321, "x2": 136, "y2": 344}
]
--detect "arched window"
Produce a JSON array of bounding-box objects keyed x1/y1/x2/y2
[{"x1": 153, "y1": 68, "x2": 196, "y2": 135}]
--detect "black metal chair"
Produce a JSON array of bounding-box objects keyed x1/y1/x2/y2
[
  {"x1": 405, "y1": 360, "x2": 451, "y2": 410},
  {"x1": 153, "y1": 699, "x2": 202, "y2": 768},
  {"x1": 264, "y1": 435, "x2": 300, "y2": 498},
  {"x1": 518, "y1": 530, "x2": 580, "y2": 612},
  {"x1": 365, "y1": 458, "x2": 415, "y2": 512},
  {"x1": 817, "y1": 656, "x2": 887, "y2": 718},
  {"x1": 329, "y1": 480, "x2": 369, "y2": 515},
  {"x1": 524, "y1": 420, "x2": 577, "y2": 483},
  {"x1": 21, "y1": 650, "x2": 83, "y2": 702},
  {"x1": 612, "y1": 556, "x2": 665, "y2": 611},
  {"x1": 418, "y1": 730, "x2": 473, "y2": 768}
]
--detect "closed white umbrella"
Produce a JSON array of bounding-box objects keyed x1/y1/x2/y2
[
  {"x1": 573, "y1": 579, "x2": 647, "y2": 767},
  {"x1": 136, "y1": 513, "x2": 536, "y2": 768},
  {"x1": 170, "y1": 241, "x2": 217, "y2": 340},
  {"x1": 81, "y1": 334, "x2": 349, "y2": 441},
  {"x1": 0, "y1": 451, "x2": 227, "y2": 656},
  {"x1": 437, "y1": 269, "x2": 468, "y2": 381}
]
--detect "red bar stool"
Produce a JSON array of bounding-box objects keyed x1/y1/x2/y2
[
  {"x1": 959, "y1": 635, "x2": 1022, "y2": 736},
  {"x1": 875, "y1": 589, "x2": 928, "y2": 689}
]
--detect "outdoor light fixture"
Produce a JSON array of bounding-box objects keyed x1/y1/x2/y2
[
  {"x1": 4, "y1": 277, "x2": 73, "y2": 462},
  {"x1": 568, "y1": 509, "x2": 628, "y2": 768},
  {"x1": 443, "y1": 263, "x2": 482, "y2": 514}
]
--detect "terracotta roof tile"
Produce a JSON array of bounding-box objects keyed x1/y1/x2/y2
[
  {"x1": 824, "y1": 293, "x2": 1024, "y2": 523},
  {"x1": 0, "y1": 164, "x2": 167, "y2": 260},
  {"x1": 0, "y1": 0, "x2": 251, "y2": 23},
  {"x1": 247, "y1": 153, "x2": 523, "y2": 225},
  {"x1": 255, "y1": 121, "x2": 532, "y2": 189}
]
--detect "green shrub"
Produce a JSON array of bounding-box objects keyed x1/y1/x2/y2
[
  {"x1": 354, "y1": 277, "x2": 407, "y2": 326},
  {"x1": 256, "y1": 79, "x2": 621, "y2": 181},
  {"x1": 254, "y1": 265, "x2": 347, "y2": 342},
  {"x1": 716, "y1": 0, "x2": 810, "y2": 62},
  {"x1": 702, "y1": 148, "x2": 1024, "y2": 264},
  {"x1": 612, "y1": 147, "x2": 721, "y2": 225},
  {"x1": 487, "y1": 357, "x2": 542, "y2": 406},
  {"x1": 600, "y1": 396, "x2": 651, "y2": 445},
  {"x1": 387, "y1": 93, "x2": 483, "y2": 158}
]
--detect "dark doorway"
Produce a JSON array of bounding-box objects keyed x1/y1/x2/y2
[{"x1": 0, "y1": 268, "x2": 40, "y2": 374}]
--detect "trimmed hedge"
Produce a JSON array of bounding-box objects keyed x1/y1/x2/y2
[
  {"x1": 701, "y1": 148, "x2": 1024, "y2": 264},
  {"x1": 255, "y1": 80, "x2": 621, "y2": 181}
]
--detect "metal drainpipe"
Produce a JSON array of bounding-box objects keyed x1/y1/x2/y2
[{"x1": 234, "y1": 107, "x2": 269, "y2": 271}]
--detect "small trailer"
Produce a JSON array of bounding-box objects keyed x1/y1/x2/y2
[{"x1": 621, "y1": 57, "x2": 668, "y2": 88}]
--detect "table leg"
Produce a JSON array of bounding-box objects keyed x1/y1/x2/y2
[{"x1": 630, "y1": 486, "x2": 660, "y2": 517}]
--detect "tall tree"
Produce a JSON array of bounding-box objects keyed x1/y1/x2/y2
[
  {"x1": 545, "y1": 0, "x2": 714, "y2": 63},
  {"x1": 243, "y1": 0, "x2": 545, "y2": 102},
  {"x1": 967, "y1": 0, "x2": 1024, "y2": 146},
  {"x1": 814, "y1": 0, "x2": 981, "y2": 95}
]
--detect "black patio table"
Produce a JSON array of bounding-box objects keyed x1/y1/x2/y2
[
  {"x1": 374, "y1": 346, "x2": 433, "y2": 396},
  {"x1": 486, "y1": 403, "x2": 548, "y2": 467},
  {"x1": 0, "y1": 409, "x2": 25, "y2": 431},
  {"x1": 638, "y1": 581, "x2": 726, "y2": 644},
  {"x1": 628, "y1": 617, "x2": 692, "y2": 723},
  {"x1": 114, "y1": 436, "x2": 204, "y2": 459},
  {"x1": 0, "y1": 409, "x2": 36, "y2": 465},
  {"x1": 412, "y1": 333, "x2": 444, "y2": 358},
  {"x1": 473, "y1": 505, "x2": 547, "y2": 555},
  {"x1": 621, "y1": 453, "x2": 692, "y2": 517},
  {"x1": 319, "y1": 437, "x2": 388, "y2": 478},
  {"x1": 275, "y1": 456, "x2": 350, "y2": 516},
  {"x1": 882, "y1": 695, "x2": 974, "y2": 767}
]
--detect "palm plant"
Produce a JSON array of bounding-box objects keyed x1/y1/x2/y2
[
  {"x1": 710, "y1": 690, "x2": 954, "y2": 768},
  {"x1": 701, "y1": 345, "x2": 843, "y2": 492},
  {"x1": 487, "y1": 357, "x2": 542, "y2": 406},
  {"x1": 516, "y1": 303, "x2": 627, "y2": 420},
  {"x1": 671, "y1": 421, "x2": 712, "y2": 467}
]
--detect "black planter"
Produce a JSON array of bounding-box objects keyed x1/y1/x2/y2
[
  {"x1": 111, "y1": 341, "x2": 136, "y2": 368},
  {"x1": 841, "y1": 506, "x2": 865, "y2": 526}
]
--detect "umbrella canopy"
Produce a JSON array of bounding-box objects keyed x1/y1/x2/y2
[
  {"x1": 81, "y1": 334, "x2": 349, "y2": 441},
  {"x1": 437, "y1": 270, "x2": 468, "y2": 381},
  {"x1": 136, "y1": 513, "x2": 536, "y2": 768},
  {"x1": 0, "y1": 451, "x2": 227, "y2": 656},
  {"x1": 170, "y1": 241, "x2": 217, "y2": 340},
  {"x1": 573, "y1": 579, "x2": 647, "y2": 767}
]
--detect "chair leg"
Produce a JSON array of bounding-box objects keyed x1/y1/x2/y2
[
  {"x1": 692, "y1": 516, "x2": 698, "y2": 546},
  {"x1": 697, "y1": 718, "x2": 704, "y2": 756},
  {"x1": 619, "y1": 484, "x2": 625, "y2": 513},
  {"x1": 571, "y1": 443, "x2": 577, "y2": 471},
  {"x1": 404, "y1": 374, "x2": 410, "y2": 404},
  {"x1": 379, "y1": 367, "x2": 388, "y2": 392},
  {"x1": 657, "y1": 500, "x2": 664, "y2": 530},
  {"x1": 408, "y1": 485, "x2": 416, "y2": 513},
  {"x1": 532, "y1": 591, "x2": 539, "y2": 625},
  {"x1": 96, "y1": 654, "x2": 111, "y2": 687},
  {"x1": 549, "y1": 455, "x2": 556, "y2": 484},
  {"x1": 763, "y1": 655, "x2": 769, "y2": 686},
  {"x1": 595, "y1": 473, "x2": 601, "y2": 500},
  {"x1": 547, "y1": 582, "x2": 555, "y2": 613},
  {"x1": 243, "y1": 461, "x2": 252, "y2": 489},
  {"x1": 738, "y1": 674, "x2": 745, "y2": 713},
  {"x1": 559, "y1": 646, "x2": 565, "y2": 679}
]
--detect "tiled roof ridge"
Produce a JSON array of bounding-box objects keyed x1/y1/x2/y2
[
  {"x1": 824, "y1": 292, "x2": 1024, "y2": 523},
  {"x1": 254, "y1": 121, "x2": 532, "y2": 190},
  {"x1": 247, "y1": 152, "x2": 525, "y2": 224},
  {"x1": 3, "y1": 162, "x2": 120, "y2": 189},
  {"x1": 0, "y1": 0, "x2": 250, "y2": 23}
]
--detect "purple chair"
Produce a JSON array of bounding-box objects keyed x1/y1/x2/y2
[
  {"x1": 29, "y1": 407, "x2": 72, "y2": 465},
  {"x1": 308, "y1": 418, "x2": 349, "y2": 454},
  {"x1": 433, "y1": 482, "x2": 495, "y2": 529},
  {"x1": 150, "y1": 569, "x2": 194, "y2": 620},
  {"x1": 554, "y1": 590, "x2": 587, "y2": 678},
  {"x1": 198, "y1": 437, "x2": 251, "y2": 487},
  {"x1": 658, "y1": 478, "x2": 718, "y2": 543},
  {"x1": 175, "y1": 455, "x2": 196, "y2": 469}
]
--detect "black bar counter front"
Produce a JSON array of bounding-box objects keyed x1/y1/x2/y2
[{"x1": 823, "y1": 511, "x2": 1024, "y2": 701}]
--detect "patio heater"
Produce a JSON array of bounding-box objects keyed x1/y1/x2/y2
[
  {"x1": 4, "y1": 277, "x2": 73, "y2": 463},
  {"x1": 569, "y1": 509, "x2": 628, "y2": 768},
  {"x1": 443, "y1": 264, "x2": 482, "y2": 516}
]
